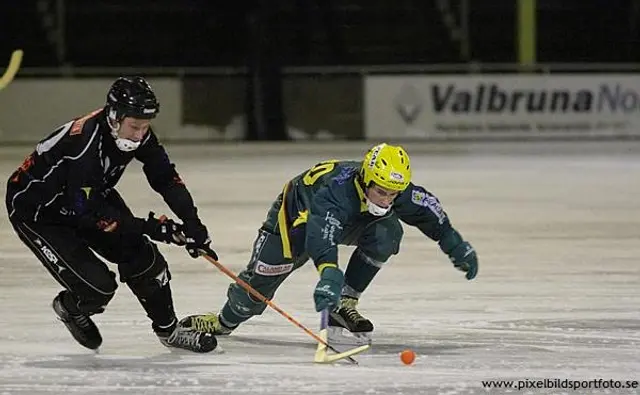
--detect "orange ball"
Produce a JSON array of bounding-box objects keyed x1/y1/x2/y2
[{"x1": 400, "y1": 349, "x2": 416, "y2": 365}]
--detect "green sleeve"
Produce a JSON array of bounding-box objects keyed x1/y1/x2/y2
[
  {"x1": 305, "y1": 182, "x2": 356, "y2": 272},
  {"x1": 394, "y1": 182, "x2": 463, "y2": 253}
]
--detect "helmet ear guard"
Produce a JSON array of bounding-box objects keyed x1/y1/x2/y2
[{"x1": 106, "y1": 108, "x2": 121, "y2": 131}]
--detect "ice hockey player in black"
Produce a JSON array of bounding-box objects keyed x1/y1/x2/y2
[{"x1": 5, "y1": 76, "x2": 217, "y2": 353}]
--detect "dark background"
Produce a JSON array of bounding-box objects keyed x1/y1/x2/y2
[
  {"x1": 3, "y1": 1, "x2": 639, "y2": 141},
  {"x1": 3, "y1": 0, "x2": 639, "y2": 67}
]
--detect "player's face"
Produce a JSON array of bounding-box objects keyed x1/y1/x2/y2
[
  {"x1": 366, "y1": 184, "x2": 400, "y2": 208},
  {"x1": 118, "y1": 117, "x2": 151, "y2": 142}
]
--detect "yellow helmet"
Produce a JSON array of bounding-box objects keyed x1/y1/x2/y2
[{"x1": 361, "y1": 143, "x2": 411, "y2": 191}]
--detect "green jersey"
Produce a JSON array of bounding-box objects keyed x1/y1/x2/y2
[{"x1": 264, "y1": 159, "x2": 461, "y2": 270}]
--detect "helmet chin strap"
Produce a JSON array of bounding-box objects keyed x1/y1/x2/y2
[
  {"x1": 107, "y1": 110, "x2": 141, "y2": 152},
  {"x1": 365, "y1": 196, "x2": 391, "y2": 216}
]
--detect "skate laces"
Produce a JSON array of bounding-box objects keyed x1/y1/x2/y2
[
  {"x1": 71, "y1": 314, "x2": 92, "y2": 329},
  {"x1": 343, "y1": 308, "x2": 367, "y2": 323},
  {"x1": 340, "y1": 298, "x2": 366, "y2": 322},
  {"x1": 190, "y1": 314, "x2": 235, "y2": 335},
  {"x1": 191, "y1": 314, "x2": 221, "y2": 333},
  {"x1": 169, "y1": 329, "x2": 202, "y2": 350}
]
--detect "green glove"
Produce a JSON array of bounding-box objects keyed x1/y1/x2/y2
[
  {"x1": 313, "y1": 266, "x2": 344, "y2": 312},
  {"x1": 449, "y1": 241, "x2": 478, "y2": 280}
]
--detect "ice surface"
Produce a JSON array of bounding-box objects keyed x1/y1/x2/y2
[{"x1": 0, "y1": 142, "x2": 638, "y2": 394}]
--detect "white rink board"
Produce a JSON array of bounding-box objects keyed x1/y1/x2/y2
[
  {"x1": 0, "y1": 142, "x2": 639, "y2": 395},
  {"x1": 365, "y1": 74, "x2": 640, "y2": 140},
  {"x1": 0, "y1": 79, "x2": 181, "y2": 143}
]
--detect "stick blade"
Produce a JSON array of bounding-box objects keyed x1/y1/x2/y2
[{"x1": 313, "y1": 328, "x2": 370, "y2": 364}]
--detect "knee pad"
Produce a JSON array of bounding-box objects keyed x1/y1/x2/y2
[
  {"x1": 225, "y1": 281, "x2": 268, "y2": 319},
  {"x1": 122, "y1": 242, "x2": 176, "y2": 327},
  {"x1": 226, "y1": 284, "x2": 268, "y2": 318},
  {"x1": 72, "y1": 271, "x2": 118, "y2": 315},
  {"x1": 123, "y1": 241, "x2": 171, "y2": 298}
]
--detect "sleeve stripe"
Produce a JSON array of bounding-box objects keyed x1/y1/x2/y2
[{"x1": 317, "y1": 262, "x2": 338, "y2": 274}]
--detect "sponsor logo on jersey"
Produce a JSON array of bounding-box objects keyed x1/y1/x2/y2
[
  {"x1": 255, "y1": 261, "x2": 294, "y2": 276},
  {"x1": 411, "y1": 189, "x2": 446, "y2": 224},
  {"x1": 322, "y1": 212, "x2": 343, "y2": 246}
]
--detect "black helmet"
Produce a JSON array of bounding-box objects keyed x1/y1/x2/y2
[{"x1": 106, "y1": 76, "x2": 159, "y2": 121}]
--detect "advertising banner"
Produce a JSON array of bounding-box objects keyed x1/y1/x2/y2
[{"x1": 365, "y1": 74, "x2": 640, "y2": 140}]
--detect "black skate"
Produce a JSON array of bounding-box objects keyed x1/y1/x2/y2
[
  {"x1": 328, "y1": 296, "x2": 373, "y2": 346},
  {"x1": 156, "y1": 323, "x2": 218, "y2": 353},
  {"x1": 52, "y1": 291, "x2": 102, "y2": 350}
]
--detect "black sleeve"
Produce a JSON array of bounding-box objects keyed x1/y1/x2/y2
[{"x1": 134, "y1": 130, "x2": 200, "y2": 222}]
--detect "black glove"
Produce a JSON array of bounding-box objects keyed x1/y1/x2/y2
[
  {"x1": 448, "y1": 241, "x2": 478, "y2": 280},
  {"x1": 142, "y1": 212, "x2": 186, "y2": 246},
  {"x1": 183, "y1": 219, "x2": 218, "y2": 259}
]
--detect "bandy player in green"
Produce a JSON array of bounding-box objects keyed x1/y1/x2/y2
[{"x1": 180, "y1": 143, "x2": 479, "y2": 344}]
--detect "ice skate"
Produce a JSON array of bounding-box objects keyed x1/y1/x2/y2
[
  {"x1": 52, "y1": 291, "x2": 102, "y2": 350},
  {"x1": 178, "y1": 313, "x2": 235, "y2": 336},
  {"x1": 328, "y1": 296, "x2": 373, "y2": 346},
  {"x1": 156, "y1": 323, "x2": 218, "y2": 353}
]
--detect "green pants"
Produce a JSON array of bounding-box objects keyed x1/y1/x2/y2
[{"x1": 218, "y1": 209, "x2": 403, "y2": 326}]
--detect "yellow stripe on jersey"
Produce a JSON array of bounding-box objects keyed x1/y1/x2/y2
[
  {"x1": 278, "y1": 182, "x2": 293, "y2": 259},
  {"x1": 353, "y1": 178, "x2": 368, "y2": 212},
  {"x1": 292, "y1": 210, "x2": 308, "y2": 228}
]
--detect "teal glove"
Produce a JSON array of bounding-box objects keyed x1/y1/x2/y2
[
  {"x1": 313, "y1": 266, "x2": 344, "y2": 312},
  {"x1": 449, "y1": 241, "x2": 478, "y2": 280}
]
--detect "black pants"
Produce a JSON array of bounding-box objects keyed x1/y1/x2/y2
[{"x1": 7, "y1": 190, "x2": 176, "y2": 331}]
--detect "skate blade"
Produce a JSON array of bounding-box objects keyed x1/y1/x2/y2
[
  {"x1": 327, "y1": 326, "x2": 372, "y2": 348},
  {"x1": 165, "y1": 345, "x2": 225, "y2": 355}
]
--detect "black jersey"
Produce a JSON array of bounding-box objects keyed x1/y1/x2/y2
[{"x1": 6, "y1": 109, "x2": 201, "y2": 233}]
